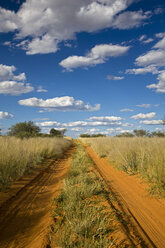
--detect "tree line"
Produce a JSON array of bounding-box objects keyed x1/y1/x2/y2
[
  {"x1": 1, "y1": 121, "x2": 66, "y2": 138},
  {"x1": 80, "y1": 129, "x2": 165, "y2": 138}
]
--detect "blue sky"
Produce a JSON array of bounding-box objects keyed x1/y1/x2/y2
[{"x1": 0, "y1": 0, "x2": 165, "y2": 137}]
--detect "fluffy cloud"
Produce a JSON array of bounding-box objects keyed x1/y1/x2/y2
[
  {"x1": 119, "y1": 129, "x2": 133, "y2": 133},
  {"x1": 0, "y1": 64, "x2": 26, "y2": 81},
  {"x1": 120, "y1": 108, "x2": 134, "y2": 112},
  {"x1": 140, "y1": 120, "x2": 163, "y2": 125},
  {"x1": 0, "y1": 81, "x2": 34, "y2": 95},
  {"x1": 25, "y1": 35, "x2": 59, "y2": 55},
  {"x1": 147, "y1": 71, "x2": 165, "y2": 93},
  {"x1": 35, "y1": 121, "x2": 61, "y2": 127},
  {"x1": 136, "y1": 104, "x2": 151, "y2": 108},
  {"x1": 131, "y1": 112, "x2": 156, "y2": 119},
  {"x1": 126, "y1": 65, "x2": 158, "y2": 75},
  {"x1": 0, "y1": 111, "x2": 14, "y2": 119},
  {"x1": 36, "y1": 120, "x2": 125, "y2": 128},
  {"x1": 0, "y1": 64, "x2": 34, "y2": 95},
  {"x1": 0, "y1": 7, "x2": 18, "y2": 32},
  {"x1": 112, "y1": 10, "x2": 151, "y2": 29},
  {"x1": 154, "y1": 37, "x2": 165, "y2": 50},
  {"x1": 71, "y1": 127, "x2": 84, "y2": 132},
  {"x1": 136, "y1": 36, "x2": 165, "y2": 67},
  {"x1": 106, "y1": 75, "x2": 124, "y2": 80},
  {"x1": 18, "y1": 96, "x2": 100, "y2": 111},
  {"x1": 67, "y1": 120, "x2": 123, "y2": 127},
  {"x1": 60, "y1": 43, "x2": 130, "y2": 70},
  {"x1": 132, "y1": 35, "x2": 165, "y2": 93},
  {"x1": 87, "y1": 128, "x2": 100, "y2": 133},
  {"x1": 136, "y1": 49, "x2": 165, "y2": 67},
  {"x1": 0, "y1": 0, "x2": 150, "y2": 54},
  {"x1": 88, "y1": 116, "x2": 123, "y2": 121}
]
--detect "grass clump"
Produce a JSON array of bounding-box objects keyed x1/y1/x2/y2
[
  {"x1": 51, "y1": 144, "x2": 116, "y2": 248},
  {"x1": 0, "y1": 136, "x2": 72, "y2": 190},
  {"x1": 80, "y1": 137, "x2": 165, "y2": 195}
]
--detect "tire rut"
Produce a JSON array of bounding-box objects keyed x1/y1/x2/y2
[
  {"x1": 0, "y1": 146, "x2": 74, "y2": 248},
  {"x1": 84, "y1": 144, "x2": 165, "y2": 248}
]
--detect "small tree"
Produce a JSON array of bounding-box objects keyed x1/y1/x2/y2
[
  {"x1": 133, "y1": 129, "x2": 149, "y2": 137},
  {"x1": 79, "y1": 134, "x2": 91, "y2": 138},
  {"x1": 49, "y1": 128, "x2": 66, "y2": 137},
  {"x1": 116, "y1": 132, "x2": 134, "y2": 137},
  {"x1": 8, "y1": 121, "x2": 40, "y2": 138},
  {"x1": 151, "y1": 131, "x2": 165, "y2": 137}
]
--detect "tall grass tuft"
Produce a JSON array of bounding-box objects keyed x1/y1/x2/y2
[
  {"x1": 80, "y1": 137, "x2": 165, "y2": 194},
  {"x1": 0, "y1": 136, "x2": 72, "y2": 190}
]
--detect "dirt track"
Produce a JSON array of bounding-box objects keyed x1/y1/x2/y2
[
  {"x1": 0, "y1": 147, "x2": 74, "y2": 248},
  {"x1": 84, "y1": 144, "x2": 165, "y2": 248}
]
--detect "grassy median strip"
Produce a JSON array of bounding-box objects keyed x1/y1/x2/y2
[{"x1": 51, "y1": 143, "x2": 118, "y2": 248}]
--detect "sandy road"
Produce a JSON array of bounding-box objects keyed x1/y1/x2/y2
[
  {"x1": 84, "y1": 144, "x2": 165, "y2": 248},
  {"x1": 0, "y1": 146, "x2": 74, "y2": 248}
]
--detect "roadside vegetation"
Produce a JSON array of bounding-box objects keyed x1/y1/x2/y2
[
  {"x1": 51, "y1": 144, "x2": 126, "y2": 248},
  {"x1": 0, "y1": 136, "x2": 71, "y2": 190},
  {"x1": 0, "y1": 121, "x2": 72, "y2": 190},
  {"x1": 80, "y1": 137, "x2": 165, "y2": 195}
]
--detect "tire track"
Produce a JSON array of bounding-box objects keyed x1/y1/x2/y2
[
  {"x1": 84, "y1": 144, "x2": 165, "y2": 248},
  {"x1": 0, "y1": 146, "x2": 74, "y2": 248}
]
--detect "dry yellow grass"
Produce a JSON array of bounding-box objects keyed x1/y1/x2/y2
[
  {"x1": 0, "y1": 136, "x2": 72, "y2": 189},
  {"x1": 80, "y1": 137, "x2": 165, "y2": 194}
]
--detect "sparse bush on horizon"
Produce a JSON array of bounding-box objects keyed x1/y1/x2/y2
[
  {"x1": 0, "y1": 136, "x2": 72, "y2": 190},
  {"x1": 80, "y1": 137, "x2": 165, "y2": 195}
]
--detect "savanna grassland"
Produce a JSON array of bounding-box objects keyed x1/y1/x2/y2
[
  {"x1": 0, "y1": 136, "x2": 71, "y2": 190},
  {"x1": 80, "y1": 137, "x2": 165, "y2": 195}
]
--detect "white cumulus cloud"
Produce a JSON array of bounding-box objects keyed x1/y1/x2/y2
[
  {"x1": 0, "y1": 0, "x2": 150, "y2": 54},
  {"x1": 88, "y1": 116, "x2": 123, "y2": 122},
  {"x1": 0, "y1": 7, "x2": 18, "y2": 32},
  {"x1": 0, "y1": 64, "x2": 26, "y2": 81},
  {"x1": 60, "y1": 43, "x2": 130, "y2": 71},
  {"x1": 126, "y1": 65, "x2": 158, "y2": 75},
  {"x1": 131, "y1": 112, "x2": 156, "y2": 120},
  {"x1": 0, "y1": 81, "x2": 34, "y2": 95},
  {"x1": 0, "y1": 111, "x2": 14, "y2": 119},
  {"x1": 35, "y1": 121, "x2": 61, "y2": 127},
  {"x1": 132, "y1": 35, "x2": 165, "y2": 93},
  {"x1": 112, "y1": 10, "x2": 151, "y2": 29},
  {"x1": 147, "y1": 71, "x2": 165, "y2": 93},
  {"x1": 120, "y1": 108, "x2": 134, "y2": 112},
  {"x1": 136, "y1": 36, "x2": 165, "y2": 68},
  {"x1": 18, "y1": 96, "x2": 100, "y2": 112},
  {"x1": 0, "y1": 64, "x2": 34, "y2": 95},
  {"x1": 140, "y1": 120, "x2": 163, "y2": 125},
  {"x1": 26, "y1": 35, "x2": 59, "y2": 55}
]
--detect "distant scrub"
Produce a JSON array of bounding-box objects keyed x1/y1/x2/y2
[
  {"x1": 80, "y1": 133, "x2": 106, "y2": 138},
  {"x1": 80, "y1": 137, "x2": 165, "y2": 195},
  {"x1": 0, "y1": 136, "x2": 72, "y2": 190}
]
